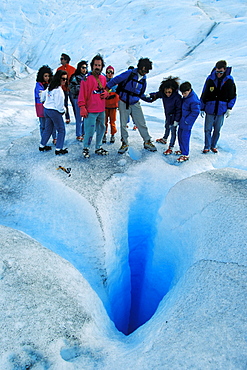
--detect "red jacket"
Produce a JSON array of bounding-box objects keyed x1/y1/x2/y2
[
  {"x1": 78, "y1": 73, "x2": 107, "y2": 113},
  {"x1": 57, "y1": 64, "x2": 76, "y2": 91}
]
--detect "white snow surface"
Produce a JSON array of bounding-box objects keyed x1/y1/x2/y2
[{"x1": 0, "y1": 0, "x2": 247, "y2": 368}]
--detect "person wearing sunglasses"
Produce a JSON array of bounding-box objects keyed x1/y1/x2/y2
[
  {"x1": 39, "y1": 70, "x2": 68, "y2": 155},
  {"x1": 69, "y1": 60, "x2": 88, "y2": 141},
  {"x1": 200, "y1": 60, "x2": 236, "y2": 153},
  {"x1": 57, "y1": 53, "x2": 76, "y2": 124},
  {"x1": 103, "y1": 65, "x2": 119, "y2": 144}
]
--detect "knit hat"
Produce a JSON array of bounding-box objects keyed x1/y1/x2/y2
[{"x1": 106, "y1": 65, "x2": 114, "y2": 72}]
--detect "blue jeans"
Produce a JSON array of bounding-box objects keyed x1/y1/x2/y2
[
  {"x1": 83, "y1": 111, "x2": 105, "y2": 150},
  {"x1": 42, "y1": 108, "x2": 65, "y2": 149},
  {"x1": 73, "y1": 98, "x2": 84, "y2": 137},
  {"x1": 64, "y1": 91, "x2": 77, "y2": 121},
  {"x1": 164, "y1": 122, "x2": 177, "y2": 147},
  {"x1": 204, "y1": 114, "x2": 224, "y2": 149},
  {"x1": 39, "y1": 117, "x2": 56, "y2": 140},
  {"x1": 178, "y1": 128, "x2": 191, "y2": 156}
]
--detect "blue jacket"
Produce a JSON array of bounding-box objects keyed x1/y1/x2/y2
[
  {"x1": 150, "y1": 90, "x2": 182, "y2": 125},
  {"x1": 107, "y1": 68, "x2": 151, "y2": 105},
  {"x1": 179, "y1": 90, "x2": 200, "y2": 130},
  {"x1": 200, "y1": 67, "x2": 236, "y2": 115}
]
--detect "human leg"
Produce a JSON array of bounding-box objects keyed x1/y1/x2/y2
[
  {"x1": 73, "y1": 98, "x2": 83, "y2": 137},
  {"x1": 119, "y1": 100, "x2": 130, "y2": 144},
  {"x1": 95, "y1": 111, "x2": 106, "y2": 149},
  {"x1": 169, "y1": 125, "x2": 177, "y2": 148},
  {"x1": 47, "y1": 110, "x2": 66, "y2": 149},
  {"x1": 83, "y1": 113, "x2": 97, "y2": 149},
  {"x1": 64, "y1": 91, "x2": 70, "y2": 122},
  {"x1": 39, "y1": 117, "x2": 46, "y2": 137},
  {"x1": 109, "y1": 109, "x2": 117, "y2": 136},
  {"x1": 179, "y1": 128, "x2": 191, "y2": 156},
  {"x1": 211, "y1": 115, "x2": 224, "y2": 149},
  {"x1": 131, "y1": 102, "x2": 151, "y2": 142},
  {"x1": 204, "y1": 114, "x2": 215, "y2": 150},
  {"x1": 40, "y1": 109, "x2": 54, "y2": 146}
]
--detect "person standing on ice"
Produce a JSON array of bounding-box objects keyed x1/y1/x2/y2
[
  {"x1": 200, "y1": 60, "x2": 236, "y2": 153},
  {"x1": 103, "y1": 65, "x2": 119, "y2": 144},
  {"x1": 78, "y1": 53, "x2": 109, "y2": 158},
  {"x1": 106, "y1": 58, "x2": 157, "y2": 154},
  {"x1": 69, "y1": 60, "x2": 88, "y2": 142},
  {"x1": 175, "y1": 82, "x2": 200, "y2": 163},
  {"x1": 34, "y1": 65, "x2": 57, "y2": 145},
  {"x1": 39, "y1": 70, "x2": 68, "y2": 155},
  {"x1": 57, "y1": 53, "x2": 76, "y2": 124},
  {"x1": 150, "y1": 76, "x2": 182, "y2": 155}
]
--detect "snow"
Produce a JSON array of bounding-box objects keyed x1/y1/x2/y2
[{"x1": 0, "y1": 0, "x2": 247, "y2": 368}]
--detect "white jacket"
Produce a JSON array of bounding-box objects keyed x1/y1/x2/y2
[{"x1": 42, "y1": 86, "x2": 65, "y2": 113}]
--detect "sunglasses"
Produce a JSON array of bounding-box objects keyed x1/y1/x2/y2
[
  {"x1": 61, "y1": 77, "x2": 68, "y2": 81},
  {"x1": 81, "y1": 66, "x2": 87, "y2": 69},
  {"x1": 107, "y1": 71, "x2": 114, "y2": 74},
  {"x1": 216, "y1": 70, "x2": 224, "y2": 74}
]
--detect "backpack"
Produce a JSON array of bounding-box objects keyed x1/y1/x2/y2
[{"x1": 116, "y1": 71, "x2": 145, "y2": 108}]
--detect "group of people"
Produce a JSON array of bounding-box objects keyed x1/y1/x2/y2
[{"x1": 34, "y1": 54, "x2": 236, "y2": 162}]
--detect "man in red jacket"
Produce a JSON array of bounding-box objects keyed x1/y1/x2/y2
[
  {"x1": 57, "y1": 53, "x2": 76, "y2": 123},
  {"x1": 78, "y1": 54, "x2": 109, "y2": 158}
]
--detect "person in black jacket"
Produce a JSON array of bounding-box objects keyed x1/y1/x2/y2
[{"x1": 200, "y1": 60, "x2": 236, "y2": 153}]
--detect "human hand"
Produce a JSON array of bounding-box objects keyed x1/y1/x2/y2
[
  {"x1": 80, "y1": 106, "x2": 88, "y2": 118},
  {"x1": 100, "y1": 90, "x2": 109, "y2": 99},
  {"x1": 225, "y1": 109, "x2": 231, "y2": 118},
  {"x1": 173, "y1": 121, "x2": 179, "y2": 127}
]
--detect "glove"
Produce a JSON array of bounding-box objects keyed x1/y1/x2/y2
[
  {"x1": 200, "y1": 111, "x2": 205, "y2": 118},
  {"x1": 173, "y1": 121, "x2": 179, "y2": 127},
  {"x1": 80, "y1": 106, "x2": 88, "y2": 118},
  {"x1": 100, "y1": 90, "x2": 109, "y2": 99},
  {"x1": 225, "y1": 109, "x2": 231, "y2": 118}
]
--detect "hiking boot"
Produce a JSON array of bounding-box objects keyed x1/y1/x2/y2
[
  {"x1": 39, "y1": 145, "x2": 52, "y2": 152},
  {"x1": 202, "y1": 149, "x2": 210, "y2": 153},
  {"x1": 52, "y1": 139, "x2": 57, "y2": 145},
  {"x1": 133, "y1": 125, "x2": 137, "y2": 131},
  {"x1": 175, "y1": 150, "x2": 182, "y2": 155},
  {"x1": 102, "y1": 134, "x2": 107, "y2": 144},
  {"x1": 95, "y1": 148, "x2": 109, "y2": 155},
  {"x1": 65, "y1": 119, "x2": 70, "y2": 124},
  {"x1": 110, "y1": 135, "x2": 115, "y2": 143},
  {"x1": 177, "y1": 155, "x2": 189, "y2": 163},
  {"x1": 55, "y1": 148, "x2": 68, "y2": 155},
  {"x1": 144, "y1": 140, "x2": 157, "y2": 152},
  {"x1": 83, "y1": 148, "x2": 90, "y2": 158},
  {"x1": 211, "y1": 148, "x2": 218, "y2": 153},
  {"x1": 156, "y1": 138, "x2": 167, "y2": 144},
  {"x1": 76, "y1": 136, "x2": 84, "y2": 142},
  {"x1": 118, "y1": 143, "x2": 129, "y2": 154},
  {"x1": 163, "y1": 147, "x2": 173, "y2": 155}
]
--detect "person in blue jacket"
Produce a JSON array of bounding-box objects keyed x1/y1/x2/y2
[
  {"x1": 200, "y1": 60, "x2": 236, "y2": 153},
  {"x1": 106, "y1": 58, "x2": 157, "y2": 154},
  {"x1": 176, "y1": 82, "x2": 200, "y2": 163},
  {"x1": 150, "y1": 76, "x2": 182, "y2": 155}
]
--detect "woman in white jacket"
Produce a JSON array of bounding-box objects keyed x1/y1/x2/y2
[{"x1": 39, "y1": 70, "x2": 68, "y2": 155}]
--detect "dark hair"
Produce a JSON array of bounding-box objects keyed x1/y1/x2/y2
[
  {"x1": 61, "y1": 53, "x2": 71, "y2": 63},
  {"x1": 36, "y1": 65, "x2": 53, "y2": 83},
  {"x1": 128, "y1": 65, "x2": 135, "y2": 70},
  {"x1": 215, "y1": 60, "x2": 227, "y2": 69},
  {"x1": 137, "y1": 58, "x2": 152, "y2": 72},
  {"x1": 90, "y1": 54, "x2": 105, "y2": 70},
  {"x1": 48, "y1": 70, "x2": 68, "y2": 91},
  {"x1": 180, "y1": 81, "x2": 192, "y2": 93},
  {"x1": 75, "y1": 60, "x2": 88, "y2": 75},
  {"x1": 159, "y1": 76, "x2": 180, "y2": 93}
]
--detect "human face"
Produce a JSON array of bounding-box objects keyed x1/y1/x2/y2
[
  {"x1": 81, "y1": 65, "x2": 87, "y2": 75},
  {"x1": 92, "y1": 59, "x2": 102, "y2": 74},
  {"x1": 106, "y1": 69, "x2": 114, "y2": 77},
  {"x1": 60, "y1": 56, "x2": 67, "y2": 66},
  {"x1": 138, "y1": 66, "x2": 149, "y2": 76},
  {"x1": 43, "y1": 73, "x2": 50, "y2": 83},
  {"x1": 216, "y1": 68, "x2": 226, "y2": 78},
  {"x1": 164, "y1": 88, "x2": 173, "y2": 97},
  {"x1": 60, "y1": 74, "x2": 68, "y2": 86},
  {"x1": 182, "y1": 89, "x2": 191, "y2": 98}
]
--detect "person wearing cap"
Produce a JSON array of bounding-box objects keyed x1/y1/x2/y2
[
  {"x1": 103, "y1": 65, "x2": 119, "y2": 143},
  {"x1": 106, "y1": 58, "x2": 157, "y2": 154},
  {"x1": 200, "y1": 60, "x2": 236, "y2": 153},
  {"x1": 57, "y1": 53, "x2": 76, "y2": 124}
]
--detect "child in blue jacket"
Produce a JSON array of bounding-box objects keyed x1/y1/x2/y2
[
  {"x1": 176, "y1": 82, "x2": 200, "y2": 162},
  {"x1": 150, "y1": 76, "x2": 182, "y2": 155}
]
